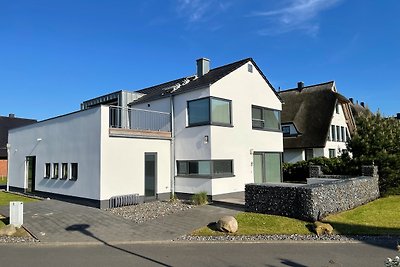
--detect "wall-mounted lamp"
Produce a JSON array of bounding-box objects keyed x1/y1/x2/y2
[{"x1": 203, "y1": 135, "x2": 209, "y2": 144}]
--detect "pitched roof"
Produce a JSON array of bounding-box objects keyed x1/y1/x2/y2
[
  {"x1": 131, "y1": 58, "x2": 279, "y2": 104},
  {"x1": 278, "y1": 81, "x2": 348, "y2": 149},
  {"x1": 0, "y1": 116, "x2": 37, "y2": 158},
  {"x1": 349, "y1": 102, "x2": 372, "y2": 118}
]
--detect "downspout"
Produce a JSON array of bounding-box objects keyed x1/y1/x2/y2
[
  {"x1": 170, "y1": 94, "x2": 176, "y2": 197},
  {"x1": 6, "y1": 143, "x2": 10, "y2": 192}
]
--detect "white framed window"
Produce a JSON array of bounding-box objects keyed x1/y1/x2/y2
[
  {"x1": 329, "y1": 149, "x2": 336, "y2": 158},
  {"x1": 61, "y1": 163, "x2": 68, "y2": 180},
  {"x1": 52, "y1": 163, "x2": 59, "y2": 179},
  {"x1": 44, "y1": 163, "x2": 51, "y2": 178},
  {"x1": 71, "y1": 163, "x2": 78, "y2": 180}
]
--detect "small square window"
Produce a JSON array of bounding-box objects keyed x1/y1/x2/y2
[
  {"x1": 61, "y1": 163, "x2": 68, "y2": 180},
  {"x1": 44, "y1": 163, "x2": 51, "y2": 178},
  {"x1": 329, "y1": 149, "x2": 336, "y2": 158},
  {"x1": 248, "y1": 64, "x2": 253, "y2": 73},
  {"x1": 71, "y1": 163, "x2": 78, "y2": 180}
]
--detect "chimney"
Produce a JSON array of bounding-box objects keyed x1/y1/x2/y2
[
  {"x1": 349, "y1": 98, "x2": 354, "y2": 104},
  {"x1": 8, "y1": 113, "x2": 15, "y2": 118},
  {"x1": 360, "y1": 102, "x2": 365, "y2": 108},
  {"x1": 297, "y1": 81, "x2": 304, "y2": 91},
  {"x1": 196, "y1": 58, "x2": 210, "y2": 77}
]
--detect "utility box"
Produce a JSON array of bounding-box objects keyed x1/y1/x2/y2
[{"x1": 9, "y1": 201, "x2": 23, "y2": 227}]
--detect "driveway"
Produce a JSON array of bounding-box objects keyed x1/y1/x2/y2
[{"x1": 0, "y1": 199, "x2": 240, "y2": 244}]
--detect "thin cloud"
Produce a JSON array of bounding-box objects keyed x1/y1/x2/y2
[
  {"x1": 252, "y1": 0, "x2": 342, "y2": 36},
  {"x1": 176, "y1": 0, "x2": 231, "y2": 23}
]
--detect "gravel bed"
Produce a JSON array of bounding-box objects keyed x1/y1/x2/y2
[
  {"x1": 0, "y1": 236, "x2": 38, "y2": 243},
  {"x1": 106, "y1": 200, "x2": 194, "y2": 224},
  {"x1": 177, "y1": 234, "x2": 400, "y2": 243}
]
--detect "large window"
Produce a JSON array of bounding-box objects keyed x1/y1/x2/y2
[
  {"x1": 305, "y1": 149, "x2": 314, "y2": 161},
  {"x1": 177, "y1": 160, "x2": 233, "y2": 178},
  {"x1": 341, "y1": 126, "x2": 345, "y2": 142},
  {"x1": 331, "y1": 125, "x2": 336, "y2": 141},
  {"x1": 187, "y1": 97, "x2": 232, "y2": 127},
  {"x1": 252, "y1": 106, "x2": 280, "y2": 131},
  {"x1": 336, "y1": 126, "x2": 340, "y2": 142}
]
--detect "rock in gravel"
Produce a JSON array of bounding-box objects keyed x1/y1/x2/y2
[
  {"x1": 216, "y1": 216, "x2": 238, "y2": 233},
  {"x1": 314, "y1": 221, "x2": 333, "y2": 236},
  {"x1": 0, "y1": 224, "x2": 17, "y2": 236}
]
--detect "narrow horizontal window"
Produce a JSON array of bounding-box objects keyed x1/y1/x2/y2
[{"x1": 177, "y1": 160, "x2": 234, "y2": 178}]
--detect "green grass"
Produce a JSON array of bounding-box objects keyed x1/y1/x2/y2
[
  {"x1": 323, "y1": 196, "x2": 400, "y2": 235},
  {"x1": 0, "y1": 176, "x2": 7, "y2": 185},
  {"x1": 192, "y1": 212, "x2": 313, "y2": 236},
  {"x1": 192, "y1": 196, "x2": 400, "y2": 236},
  {"x1": 0, "y1": 192, "x2": 38, "y2": 206}
]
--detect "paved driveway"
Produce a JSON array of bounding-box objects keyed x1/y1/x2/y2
[{"x1": 0, "y1": 199, "x2": 240, "y2": 244}]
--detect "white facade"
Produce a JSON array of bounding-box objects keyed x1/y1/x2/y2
[
  {"x1": 8, "y1": 58, "x2": 283, "y2": 206},
  {"x1": 8, "y1": 106, "x2": 171, "y2": 207}
]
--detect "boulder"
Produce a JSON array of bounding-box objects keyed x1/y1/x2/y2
[
  {"x1": 216, "y1": 216, "x2": 238, "y2": 233},
  {"x1": 0, "y1": 224, "x2": 17, "y2": 236},
  {"x1": 314, "y1": 221, "x2": 333, "y2": 236}
]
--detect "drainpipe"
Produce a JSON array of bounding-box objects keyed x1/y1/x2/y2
[
  {"x1": 170, "y1": 95, "x2": 176, "y2": 197},
  {"x1": 6, "y1": 143, "x2": 10, "y2": 192}
]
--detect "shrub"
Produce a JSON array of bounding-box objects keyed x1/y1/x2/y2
[{"x1": 191, "y1": 191, "x2": 208, "y2": 205}]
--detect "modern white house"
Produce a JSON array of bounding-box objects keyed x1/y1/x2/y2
[
  {"x1": 8, "y1": 58, "x2": 283, "y2": 208},
  {"x1": 278, "y1": 81, "x2": 356, "y2": 163}
]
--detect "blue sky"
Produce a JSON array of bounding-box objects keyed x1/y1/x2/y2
[{"x1": 1, "y1": 0, "x2": 399, "y2": 120}]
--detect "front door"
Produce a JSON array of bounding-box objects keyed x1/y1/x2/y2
[
  {"x1": 144, "y1": 153, "x2": 157, "y2": 200},
  {"x1": 253, "y1": 152, "x2": 282, "y2": 183},
  {"x1": 26, "y1": 156, "x2": 36, "y2": 192}
]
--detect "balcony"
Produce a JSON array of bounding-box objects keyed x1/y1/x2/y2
[{"x1": 108, "y1": 106, "x2": 171, "y2": 139}]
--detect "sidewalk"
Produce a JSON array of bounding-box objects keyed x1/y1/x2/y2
[{"x1": 0, "y1": 199, "x2": 240, "y2": 244}]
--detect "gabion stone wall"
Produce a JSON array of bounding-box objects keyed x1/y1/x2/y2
[{"x1": 245, "y1": 174, "x2": 379, "y2": 221}]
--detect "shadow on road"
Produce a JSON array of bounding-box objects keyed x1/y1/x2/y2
[{"x1": 65, "y1": 224, "x2": 172, "y2": 267}]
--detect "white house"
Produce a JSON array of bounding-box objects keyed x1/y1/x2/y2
[
  {"x1": 278, "y1": 81, "x2": 356, "y2": 163},
  {"x1": 8, "y1": 58, "x2": 283, "y2": 208}
]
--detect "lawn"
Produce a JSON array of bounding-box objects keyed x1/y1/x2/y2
[
  {"x1": 0, "y1": 176, "x2": 6, "y2": 185},
  {"x1": 192, "y1": 196, "x2": 400, "y2": 236},
  {"x1": 0, "y1": 191, "x2": 38, "y2": 206},
  {"x1": 323, "y1": 196, "x2": 400, "y2": 235}
]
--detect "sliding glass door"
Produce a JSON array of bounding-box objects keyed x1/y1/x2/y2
[{"x1": 253, "y1": 152, "x2": 282, "y2": 183}]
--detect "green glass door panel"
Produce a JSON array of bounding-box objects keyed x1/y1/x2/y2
[
  {"x1": 253, "y1": 153, "x2": 263, "y2": 183},
  {"x1": 264, "y1": 153, "x2": 281, "y2": 183}
]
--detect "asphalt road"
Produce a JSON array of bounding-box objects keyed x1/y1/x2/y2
[{"x1": 1, "y1": 241, "x2": 398, "y2": 267}]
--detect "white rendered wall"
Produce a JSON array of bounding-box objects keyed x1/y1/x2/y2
[
  {"x1": 175, "y1": 177, "x2": 212, "y2": 194},
  {"x1": 209, "y1": 62, "x2": 282, "y2": 195},
  {"x1": 8, "y1": 108, "x2": 102, "y2": 200},
  {"x1": 283, "y1": 149, "x2": 305, "y2": 163},
  {"x1": 325, "y1": 103, "x2": 348, "y2": 157},
  {"x1": 99, "y1": 106, "x2": 171, "y2": 200}
]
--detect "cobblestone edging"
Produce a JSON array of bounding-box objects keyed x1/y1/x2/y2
[{"x1": 176, "y1": 234, "x2": 400, "y2": 243}]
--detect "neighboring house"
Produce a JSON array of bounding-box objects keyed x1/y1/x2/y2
[
  {"x1": 348, "y1": 98, "x2": 372, "y2": 118},
  {"x1": 8, "y1": 58, "x2": 283, "y2": 208},
  {"x1": 278, "y1": 81, "x2": 355, "y2": 163},
  {"x1": 0, "y1": 114, "x2": 37, "y2": 179}
]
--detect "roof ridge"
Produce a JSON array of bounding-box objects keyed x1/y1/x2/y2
[{"x1": 279, "y1": 80, "x2": 335, "y2": 93}]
